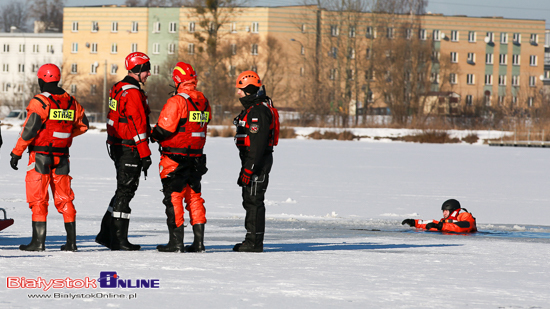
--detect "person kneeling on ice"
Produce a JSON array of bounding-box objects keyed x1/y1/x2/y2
[{"x1": 401, "y1": 199, "x2": 477, "y2": 233}]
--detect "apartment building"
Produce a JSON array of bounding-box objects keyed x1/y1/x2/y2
[
  {"x1": 0, "y1": 29, "x2": 62, "y2": 110},
  {"x1": 62, "y1": 5, "x2": 546, "y2": 116}
]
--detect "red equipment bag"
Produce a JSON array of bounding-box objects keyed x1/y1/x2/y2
[{"x1": 0, "y1": 208, "x2": 14, "y2": 231}]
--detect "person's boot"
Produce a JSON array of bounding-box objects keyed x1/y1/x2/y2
[
  {"x1": 185, "y1": 224, "x2": 205, "y2": 253},
  {"x1": 157, "y1": 225, "x2": 184, "y2": 252},
  {"x1": 110, "y1": 218, "x2": 140, "y2": 251},
  {"x1": 60, "y1": 222, "x2": 77, "y2": 251},
  {"x1": 233, "y1": 233, "x2": 263, "y2": 253},
  {"x1": 20, "y1": 221, "x2": 46, "y2": 251},
  {"x1": 95, "y1": 210, "x2": 112, "y2": 249}
]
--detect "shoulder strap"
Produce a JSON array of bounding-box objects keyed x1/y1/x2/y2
[{"x1": 178, "y1": 93, "x2": 200, "y2": 111}]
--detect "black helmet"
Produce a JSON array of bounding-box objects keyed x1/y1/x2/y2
[{"x1": 441, "y1": 199, "x2": 461, "y2": 212}]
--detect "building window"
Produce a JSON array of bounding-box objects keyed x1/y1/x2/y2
[
  {"x1": 90, "y1": 63, "x2": 97, "y2": 74},
  {"x1": 71, "y1": 43, "x2": 78, "y2": 53},
  {"x1": 131, "y1": 43, "x2": 138, "y2": 53},
  {"x1": 19, "y1": 44, "x2": 25, "y2": 53},
  {"x1": 468, "y1": 31, "x2": 476, "y2": 43},
  {"x1": 485, "y1": 53, "x2": 493, "y2": 64},
  {"x1": 92, "y1": 21, "x2": 98, "y2": 32},
  {"x1": 512, "y1": 54, "x2": 520, "y2": 66},
  {"x1": 111, "y1": 64, "x2": 118, "y2": 74},
  {"x1": 467, "y1": 74, "x2": 475, "y2": 85},
  {"x1": 484, "y1": 74, "x2": 493, "y2": 85},
  {"x1": 498, "y1": 96, "x2": 505, "y2": 104},
  {"x1": 431, "y1": 72, "x2": 440, "y2": 84},
  {"x1": 251, "y1": 44, "x2": 258, "y2": 55},
  {"x1": 169, "y1": 22, "x2": 177, "y2": 33},
  {"x1": 486, "y1": 32, "x2": 494, "y2": 43},
  {"x1": 72, "y1": 22, "x2": 78, "y2": 32},
  {"x1": 111, "y1": 43, "x2": 118, "y2": 54},
  {"x1": 301, "y1": 24, "x2": 306, "y2": 33},
  {"x1": 18, "y1": 64, "x2": 24, "y2": 73},
  {"x1": 467, "y1": 53, "x2": 475, "y2": 64},
  {"x1": 152, "y1": 65, "x2": 159, "y2": 75},
  {"x1": 450, "y1": 73, "x2": 457, "y2": 84},
  {"x1": 365, "y1": 70, "x2": 374, "y2": 81},
  {"x1": 230, "y1": 44, "x2": 237, "y2": 55},
  {"x1": 47, "y1": 45, "x2": 53, "y2": 53},
  {"x1": 132, "y1": 22, "x2": 138, "y2": 33},
  {"x1": 230, "y1": 22, "x2": 237, "y2": 33},
  {"x1": 329, "y1": 68, "x2": 337, "y2": 80},
  {"x1": 331, "y1": 25, "x2": 339, "y2": 36},
  {"x1": 366, "y1": 48, "x2": 371, "y2": 59},
  {"x1": 347, "y1": 69, "x2": 355, "y2": 81},
  {"x1": 528, "y1": 97, "x2": 534, "y2": 107},
  {"x1": 433, "y1": 30, "x2": 441, "y2": 41},
  {"x1": 366, "y1": 26, "x2": 375, "y2": 38},
  {"x1": 405, "y1": 28, "x2": 412, "y2": 40},
  {"x1": 91, "y1": 43, "x2": 97, "y2": 53},
  {"x1": 91, "y1": 85, "x2": 97, "y2": 96},
  {"x1": 188, "y1": 22, "x2": 196, "y2": 33},
  {"x1": 70, "y1": 85, "x2": 77, "y2": 95},
  {"x1": 500, "y1": 33, "x2": 508, "y2": 44},
  {"x1": 153, "y1": 22, "x2": 161, "y2": 33},
  {"x1": 301, "y1": 45, "x2": 305, "y2": 55},
  {"x1": 513, "y1": 33, "x2": 521, "y2": 44},
  {"x1": 499, "y1": 54, "x2": 507, "y2": 65},
  {"x1": 111, "y1": 22, "x2": 118, "y2": 33},
  {"x1": 251, "y1": 22, "x2": 259, "y2": 33},
  {"x1": 349, "y1": 26, "x2": 356, "y2": 38},
  {"x1": 451, "y1": 30, "x2": 459, "y2": 42},
  {"x1": 498, "y1": 75, "x2": 506, "y2": 86},
  {"x1": 512, "y1": 75, "x2": 520, "y2": 86},
  {"x1": 386, "y1": 27, "x2": 394, "y2": 39},
  {"x1": 450, "y1": 52, "x2": 458, "y2": 63},
  {"x1": 32, "y1": 64, "x2": 39, "y2": 72},
  {"x1": 419, "y1": 29, "x2": 427, "y2": 40},
  {"x1": 529, "y1": 55, "x2": 537, "y2": 66},
  {"x1": 3, "y1": 44, "x2": 9, "y2": 53},
  {"x1": 348, "y1": 47, "x2": 355, "y2": 59},
  {"x1": 229, "y1": 65, "x2": 236, "y2": 77},
  {"x1": 432, "y1": 51, "x2": 440, "y2": 62},
  {"x1": 188, "y1": 43, "x2": 194, "y2": 55},
  {"x1": 530, "y1": 33, "x2": 538, "y2": 45},
  {"x1": 168, "y1": 43, "x2": 176, "y2": 54},
  {"x1": 153, "y1": 43, "x2": 160, "y2": 54},
  {"x1": 529, "y1": 76, "x2": 536, "y2": 87},
  {"x1": 2, "y1": 64, "x2": 8, "y2": 73},
  {"x1": 33, "y1": 44, "x2": 39, "y2": 53},
  {"x1": 300, "y1": 67, "x2": 305, "y2": 76},
  {"x1": 71, "y1": 64, "x2": 77, "y2": 74}
]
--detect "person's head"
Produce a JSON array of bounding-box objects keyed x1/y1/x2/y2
[
  {"x1": 37, "y1": 63, "x2": 61, "y2": 92},
  {"x1": 125, "y1": 52, "x2": 151, "y2": 84},
  {"x1": 235, "y1": 70, "x2": 261, "y2": 98},
  {"x1": 172, "y1": 62, "x2": 197, "y2": 86},
  {"x1": 441, "y1": 199, "x2": 461, "y2": 218}
]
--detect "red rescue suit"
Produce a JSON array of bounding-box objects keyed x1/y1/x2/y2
[
  {"x1": 153, "y1": 81, "x2": 211, "y2": 227},
  {"x1": 12, "y1": 92, "x2": 88, "y2": 222},
  {"x1": 106, "y1": 80, "x2": 151, "y2": 158},
  {"x1": 414, "y1": 209, "x2": 477, "y2": 233}
]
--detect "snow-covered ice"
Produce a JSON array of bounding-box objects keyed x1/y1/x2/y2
[{"x1": 0, "y1": 126, "x2": 549, "y2": 308}]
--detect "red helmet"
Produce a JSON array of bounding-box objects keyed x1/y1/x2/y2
[
  {"x1": 125, "y1": 52, "x2": 150, "y2": 71},
  {"x1": 172, "y1": 62, "x2": 196, "y2": 84},
  {"x1": 37, "y1": 64, "x2": 60, "y2": 83},
  {"x1": 236, "y1": 71, "x2": 261, "y2": 89}
]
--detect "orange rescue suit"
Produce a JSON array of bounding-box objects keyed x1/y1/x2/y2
[
  {"x1": 414, "y1": 209, "x2": 477, "y2": 233},
  {"x1": 12, "y1": 92, "x2": 88, "y2": 222}
]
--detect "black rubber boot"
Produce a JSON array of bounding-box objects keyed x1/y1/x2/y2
[
  {"x1": 20, "y1": 221, "x2": 46, "y2": 251},
  {"x1": 110, "y1": 218, "x2": 140, "y2": 251},
  {"x1": 95, "y1": 209, "x2": 112, "y2": 248},
  {"x1": 233, "y1": 233, "x2": 264, "y2": 253},
  {"x1": 61, "y1": 222, "x2": 77, "y2": 251},
  {"x1": 157, "y1": 225, "x2": 184, "y2": 252},
  {"x1": 185, "y1": 224, "x2": 205, "y2": 253}
]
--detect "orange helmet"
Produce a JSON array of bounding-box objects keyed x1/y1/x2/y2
[
  {"x1": 125, "y1": 52, "x2": 150, "y2": 71},
  {"x1": 172, "y1": 62, "x2": 196, "y2": 84},
  {"x1": 236, "y1": 71, "x2": 261, "y2": 89},
  {"x1": 37, "y1": 64, "x2": 60, "y2": 83}
]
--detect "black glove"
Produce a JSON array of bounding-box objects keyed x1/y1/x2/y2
[
  {"x1": 10, "y1": 152, "x2": 21, "y2": 170},
  {"x1": 401, "y1": 219, "x2": 415, "y2": 227},
  {"x1": 237, "y1": 168, "x2": 253, "y2": 187},
  {"x1": 426, "y1": 221, "x2": 443, "y2": 230},
  {"x1": 141, "y1": 156, "x2": 152, "y2": 176}
]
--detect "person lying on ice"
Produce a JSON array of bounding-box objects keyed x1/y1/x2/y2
[{"x1": 401, "y1": 199, "x2": 477, "y2": 233}]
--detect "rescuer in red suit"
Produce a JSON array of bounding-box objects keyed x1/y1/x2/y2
[
  {"x1": 95, "y1": 52, "x2": 152, "y2": 251},
  {"x1": 402, "y1": 199, "x2": 477, "y2": 233},
  {"x1": 233, "y1": 71, "x2": 280, "y2": 252},
  {"x1": 10, "y1": 63, "x2": 89, "y2": 251},
  {"x1": 151, "y1": 62, "x2": 210, "y2": 253}
]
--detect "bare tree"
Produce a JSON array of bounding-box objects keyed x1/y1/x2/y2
[
  {"x1": 0, "y1": 1, "x2": 28, "y2": 32},
  {"x1": 125, "y1": 0, "x2": 142, "y2": 6},
  {"x1": 28, "y1": 0, "x2": 64, "y2": 32}
]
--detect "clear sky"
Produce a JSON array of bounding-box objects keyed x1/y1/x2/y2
[{"x1": 52, "y1": 0, "x2": 550, "y2": 27}]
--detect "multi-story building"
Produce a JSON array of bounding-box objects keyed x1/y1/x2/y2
[
  {"x1": 63, "y1": 5, "x2": 547, "y2": 118},
  {"x1": 0, "y1": 28, "x2": 63, "y2": 111}
]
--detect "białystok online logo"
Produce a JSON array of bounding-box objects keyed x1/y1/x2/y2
[{"x1": 6, "y1": 271, "x2": 160, "y2": 291}]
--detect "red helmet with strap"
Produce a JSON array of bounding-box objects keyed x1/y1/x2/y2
[
  {"x1": 125, "y1": 52, "x2": 150, "y2": 71},
  {"x1": 37, "y1": 64, "x2": 60, "y2": 83},
  {"x1": 236, "y1": 71, "x2": 261, "y2": 89},
  {"x1": 172, "y1": 62, "x2": 196, "y2": 84}
]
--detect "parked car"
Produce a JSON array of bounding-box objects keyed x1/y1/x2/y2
[{"x1": 3, "y1": 109, "x2": 27, "y2": 125}]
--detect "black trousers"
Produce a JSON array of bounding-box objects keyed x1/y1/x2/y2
[{"x1": 109, "y1": 145, "x2": 142, "y2": 218}]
